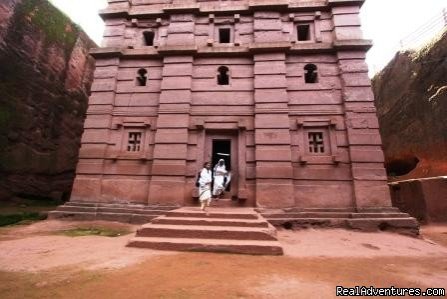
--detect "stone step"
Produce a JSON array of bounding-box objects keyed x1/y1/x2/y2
[
  {"x1": 96, "y1": 213, "x2": 158, "y2": 224},
  {"x1": 356, "y1": 207, "x2": 401, "y2": 213},
  {"x1": 127, "y1": 237, "x2": 283, "y2": 255},
  {"x1": 152, "y1": 216, "x2": 269, "y2": 228},
  {"x1": 48, "y1": 211, "x2": 97, "y2": 221},
  {"x1": 258, "y1": 207, "x2": 401, "y2": 213},
  {"x1": 350, "y1": 213, "x2": 410, "y2": 219},
  {"x1": 64, "y1": 202, "x2": 98, "y2": 207},
  {"x1": 64, "y1": 202, "x2": 177, "y2": 211},
  {"x1": 346, "y1": 218, "x2": 419, "y2": 233},
  {"x1": 96, "y1": 207, "x2": 167, "y2": 215},
  {"x1": 283, "y1": 207, "x2": 357, "y2": 213},
  {"x1": 48, "y1": 210, "x2": 159, "y2": 224},
  {"x1": 56, "y1": 206, "x2": 168, "y2": 215},
  {"x1": 136, "y1": 224, "x2": 277, "y2": 241},
  {"x1": 267, "y1": 217, "x2": 419, "y2": 236},
  {"x1": 166, "y1": 211, "x2": 258, "y2": 220},
  {"x1": 267, "y1": 218, "x2": 348, "y2": 228},
  {"x1": 262, "y1": 212, "x2": 353, "y2": 219},
  {"x1": 57, "y1": 206, "x2": 97, "y2": 213},
  {"x1": 263, "y1": 212, "x2": 411, "y2": 219},
  {"x1": 210, "y1": 198, "x2": 244, "y2": 208}
]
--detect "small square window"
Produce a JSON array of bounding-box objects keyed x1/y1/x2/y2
[
  {"x1": 297, "y1": 24, "x2": 311, "y2": 41},
  {"x1": 127, "y1": 132, "x2": 142, "y2": 152},
  {"x1": 219, "y1": 28, "x2": 231, "y2": 43},
  {"x1": 308, "y1": 132, "x2": 325, "y2": 154}
]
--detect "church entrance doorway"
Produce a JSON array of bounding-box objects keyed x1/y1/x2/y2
[{"x1": 205, "y1": 132, "x2": 238, "y2": 200}]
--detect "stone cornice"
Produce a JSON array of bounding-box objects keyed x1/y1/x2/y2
[
  {"x1": 334, "y1": 39, "x2": 372, "y2": 51},
  {"x1": 99, "y1": 0, "x2": 365, "y2": 20},
  {"x1": 89, "y1": 39, "x2": 371, "y2": 59}
]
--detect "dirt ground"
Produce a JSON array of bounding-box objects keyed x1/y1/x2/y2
[{"x1": 0, "y1": 220, "x2": 446, "y2": 299}]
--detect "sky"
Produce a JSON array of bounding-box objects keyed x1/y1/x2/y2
[{"x1": 49, "y1": 0, "x2": 446, "y2": 76}]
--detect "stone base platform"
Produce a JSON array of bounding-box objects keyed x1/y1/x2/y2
[
  {"x1": 48, "y1": 202, "x2": 178, "y2": 224},
  {"x1": 258, "y1": 207, "x2": 420, "y2": 236},
  {"x1": 127, "y1": 207, "x2": 284, "y2": 255},
  {"x1": 48, "y1": 203, "x2": 420, "y2": 238}
]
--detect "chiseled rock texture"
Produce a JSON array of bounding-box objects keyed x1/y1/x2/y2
[
  {"x1": 372, "y1": 29, "x2": 447, "y2": 180},
  {"x1": 0, "y1": 0, "x2": 96, "y2": 201}
]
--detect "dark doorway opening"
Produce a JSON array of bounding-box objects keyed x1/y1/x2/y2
[
  {"x1": 219, "y1": 28, "x2": 231, "y2": 43},
  {"x1": 143, "y1": 31, "x2": 155, "y2": 46},
  {"x1": 217, "y1": 66, "x2": 230, "y2": 85},
  {"x1": 212, "y1": 139, "x2": 231, "y2": 191},
  {"x1": 297, "y1": 24, "x2": 311, "y2": 41}
]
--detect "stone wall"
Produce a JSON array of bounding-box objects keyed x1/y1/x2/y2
[
  {"x1": 71, "y1": 0, "x2": 392, "y2": 208},
  {"x1": 390, "y1": 177, "x2": 447, "y2": 223},
  {"x1": 0, "y1": 0, "x2": 96, "y2": 201},
  {"x1": 373, "y1": 29, "x2": 447, "y2": 180}
]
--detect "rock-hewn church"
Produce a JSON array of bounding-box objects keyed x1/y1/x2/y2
[{"x1": 51, "y1": 0, "x2": 417, "y2": 232}]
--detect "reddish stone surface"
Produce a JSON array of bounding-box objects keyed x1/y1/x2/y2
[
  {"x1": 373, "y1": 30, "x2": 447, "y2": 224},
  {"x1": 0, "y1": 0, "x2": 96, "y2": 201},
  {"x1": 71, "y1": 0, "x2": 392, "y2": 209},
  {"x1": 373, "y1": 30, "x2": 447, "y2": 180},
  {"x1": 390, "y1": 177, "x2": 447, "y2": 223}
]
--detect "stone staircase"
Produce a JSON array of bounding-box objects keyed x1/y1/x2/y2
[
  {"x1": 259, "y1": 207, "x2": 420, "y2": 236},
  {"x1": 48, "y1": 201, "x2": 178, "y2": 224},
  {"x1": 127, "y1": 207, "x2": 283, "y2": 255}
]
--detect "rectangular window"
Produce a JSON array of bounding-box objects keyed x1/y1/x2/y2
[
  {"x1": 219, "y1": 28, "x2": 231, "y2": 43},
  {"x1": 127, "y1": 132, "x2": 142, "y2": 152},
  {"x1": 143, "y1": 31, "x2": 155, "y2": 46},
  {"x1": 297, "y1": 24, "x2": 311, "y2": 41},
  {"x1": 308, "y1": 132, "x2": 325, "y2": 154}
]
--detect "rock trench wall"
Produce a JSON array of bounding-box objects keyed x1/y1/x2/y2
[
  {"x1": 373, "y1": 29, "x2": 447, "y2": 222},
  {"x1": 0, "y1": 0, "x2": 96, "y2": 201},
  {"x1": 372, "y1": 29, "x2": 447, "y2": 180}
]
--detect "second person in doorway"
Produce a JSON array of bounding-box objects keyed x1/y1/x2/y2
[{"x1": 213, "y1": 159, "x2": 228, "y2": 198}]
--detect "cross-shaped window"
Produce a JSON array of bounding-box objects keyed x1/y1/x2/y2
[
  {"x1": 127, "y1": 132, "x2": 142, "y2": 152},
  {"x1": 308, "y1": 132, "x2": 325, "y2": 153}
]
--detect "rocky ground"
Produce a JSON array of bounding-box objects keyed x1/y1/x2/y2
[{"x1": 0, "y1": 219, "x2": 446, "y2": 299}]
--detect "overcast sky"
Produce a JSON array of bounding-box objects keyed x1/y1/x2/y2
[{"x1": 49, "y1": 0, "x2": 446, "y2": 76}]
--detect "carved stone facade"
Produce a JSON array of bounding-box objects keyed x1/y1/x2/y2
[{"x1": 71, "y1": 0, "x2": 391, "y2": 209}]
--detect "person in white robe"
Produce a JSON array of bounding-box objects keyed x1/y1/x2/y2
[
  {"x1": 198, "y1": 162, "x2": 212, "y2": 211},
  {"x1": 213, "y1": 159, "x2": 228, "y2": 197}
]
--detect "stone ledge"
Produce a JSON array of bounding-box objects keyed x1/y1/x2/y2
[
  {"x1": 90, "y1": 47, "x2": 122, "y2": 59},
  {"x1": 327, "y1": 0, "x2": 366, "y2": 8},
  {"x1": 90, "y1": 40, "x2": 371, "y2": 59},
  {"x1": 157, "y1": 45, "x2": 198, "y2": 55},
  {"x1": 99, "y1": 0, "x2": 352, "y2": 20},
  {"x1": 249, "y1": 42, "x2": 291, "y2": 53},
  {"x1": 248, "y1": 0, "x2": 289, "y2": 10},
  {"x1": 334, "y1": 39, "x2": 373, "y2": 51}
]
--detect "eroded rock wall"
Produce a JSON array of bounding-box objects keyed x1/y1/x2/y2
[
  {"x1": 372, "y1": 29, "x2": 447, "y2": 180},
  {"x1": 0, "y1": 0, "x2": 96, "y2": 201}
]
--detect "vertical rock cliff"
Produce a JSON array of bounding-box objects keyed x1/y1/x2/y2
[
  {"x1": 0, "y1": 0, "x2": 96, "y2": 201},
  {"x1": 372, "y1": 29, "x2": 447, "y2": 180}
]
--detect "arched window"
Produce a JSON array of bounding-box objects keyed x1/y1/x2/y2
[
  {"x1": 304, "y1": 64, "x2": 318, "y2": 83},
  {"x1": 217, "y1": 66, "x2": 230, "y2": 85},
  {"x1": 143, "y1": 31, "x2": 155, "y2": 46},
  {"x1": 136, "y1": 68, "x2": 148, "y2": 86}
]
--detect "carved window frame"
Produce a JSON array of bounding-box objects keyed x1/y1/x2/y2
[
  {"x1": 208, "y1": 14, "x2": 238, "y2": 46},
  {"x1": 289, "y1": 12, "x2": 322, "y2": 43},
  {"x1": 109, "y1": 119, "x2": 152, "y2": 161},
  {"x1": 130, "y1": 18, "x2": 163, "y2": 48},
  {"x1": 296, "y1": 119, "x2": 340, "y2": 165},
  {"x1": 215, "y1": 25, "x2": 234, "y2": 44}
]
